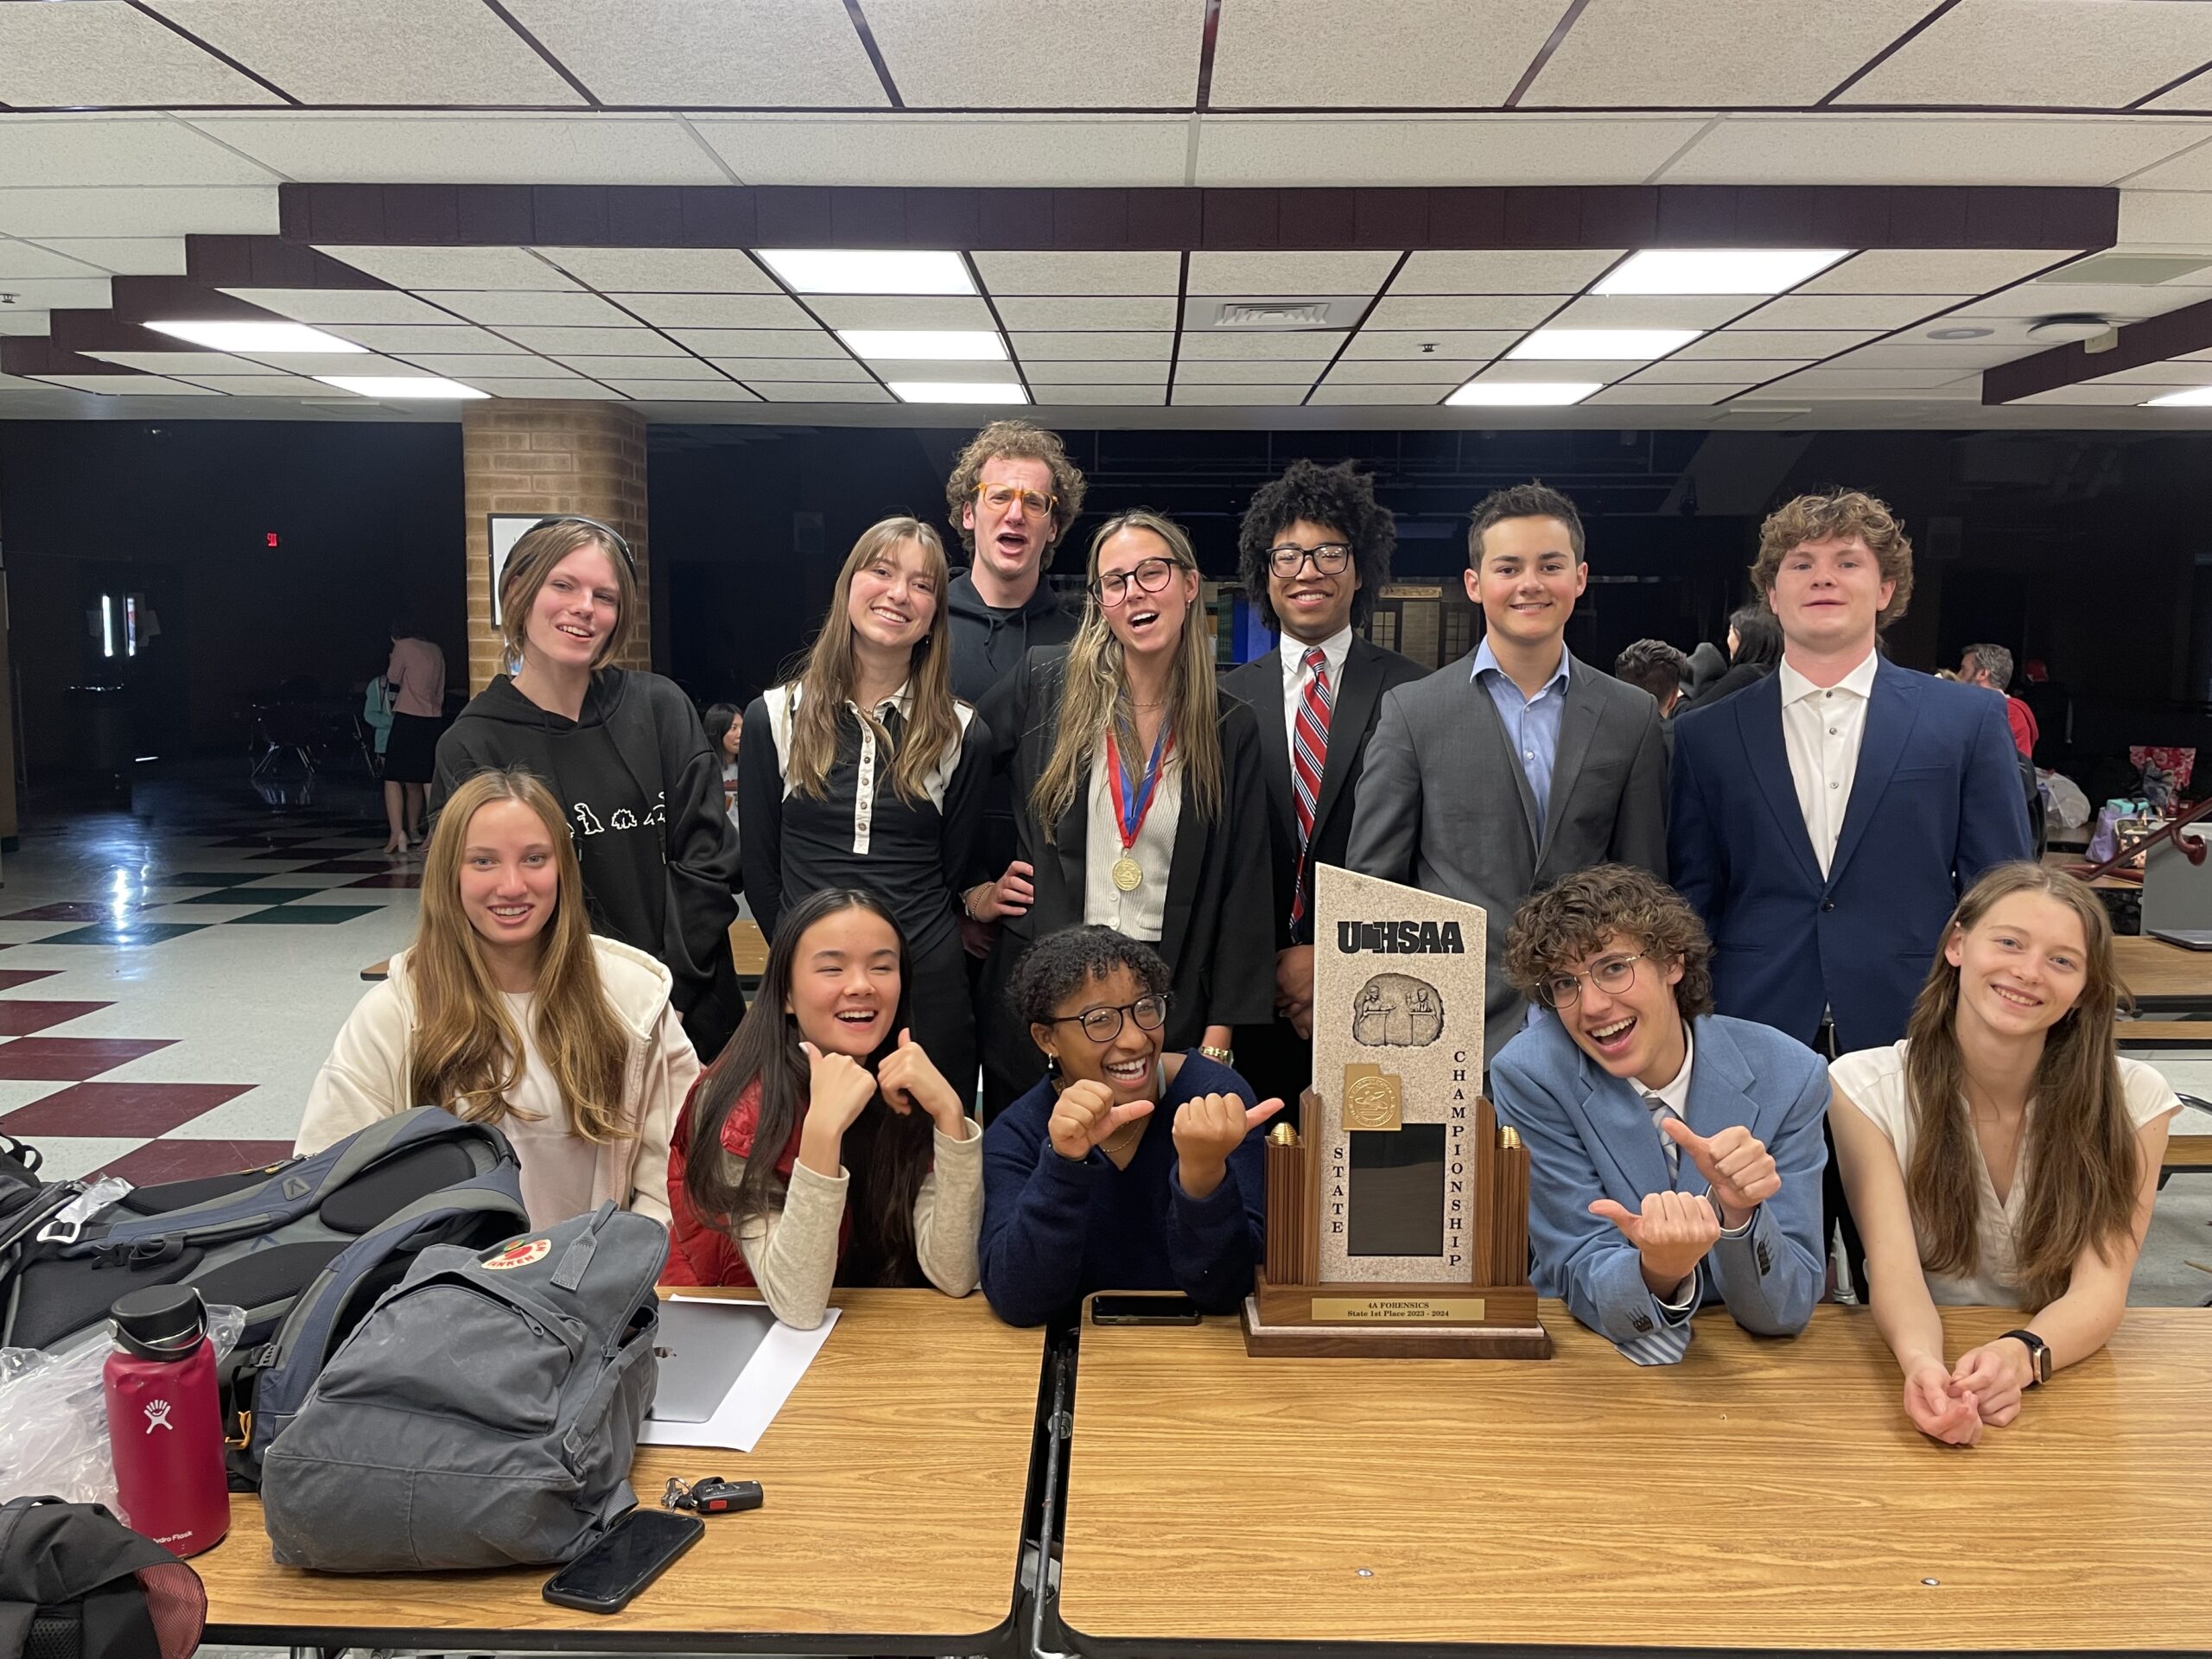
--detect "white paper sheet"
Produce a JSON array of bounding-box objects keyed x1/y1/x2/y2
[{"x1": 638, "y1": 1296, "x2": 839, "y2": 1452}]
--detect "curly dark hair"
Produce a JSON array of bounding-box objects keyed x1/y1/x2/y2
[
  {"x1": 1011, "y1": 925, "x2": 1173, "y2": 1030},
  {"x1": 1503, "y1": 864, "x2": 1713, "y2": 1021},
  {"x1": 1469, "y1": 480, "x2": 1585, "y2": 568},
  {"x1": 1614, "y1": 639, "x2": 1688, "y2": 704},
  {"x1": 1235, "y1": 458, "x2": 1395, "y2": 634}
]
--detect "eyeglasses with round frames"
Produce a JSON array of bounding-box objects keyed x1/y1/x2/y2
[
  {"x1": 1094, "y1": 556, "x2": 1179, "y2": 607},
  {"x1": 1535, "y1": 952, "x2": 1647, "y2": 1010},
  {"x1": 1267, "y1": 542, "x2": 1354, "y2": 578},
  {"x1": 976, "y1": 483, "x2": 1058, "y2": 518},
  {"x1": 1044, "y1": 992, "x2": 1170, "y2": 1044}
]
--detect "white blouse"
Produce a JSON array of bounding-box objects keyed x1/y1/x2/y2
[
  {"x1": 1830, "y1": 1039, "x2": 2178, "y2": 1306},
  {"x1": 1082, "y1": 732, "x2": 1182, "y2": 942}
]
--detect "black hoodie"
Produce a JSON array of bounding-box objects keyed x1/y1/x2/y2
[
  {"x1": 947, "y1": 570, "x2": 1078, "y2": 881},
  {"x1": 432, "y1": 668, "x2": 743, "y2": 1060}
]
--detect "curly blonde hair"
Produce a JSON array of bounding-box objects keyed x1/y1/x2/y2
[
  {"x1": 944, "y1": 420, "x2": 1087, "y2": 567},
  {"x1": 1751, "y1": 489, "x2": 1914, "y2": 628},
  {"x1": 1503, "y1": 864, "x2": 1713, "y2": 1020}
]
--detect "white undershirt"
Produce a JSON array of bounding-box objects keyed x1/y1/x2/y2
[
  {"x1": 1777, "y1": 648, "x2": 1880, "y2": 876},
  {"x1": 1276, "y1": 625, "x2": 1352, "y2": 755}
]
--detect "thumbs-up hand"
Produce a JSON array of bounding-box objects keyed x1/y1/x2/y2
[
  {"x1": 875, "y1": 1027, "x2": 970, "y2": 1140},
  {"x1": 1172, "y1": 1093, "x2": 1287, "y2": 1201},
  {"x1": 1589, "y1": 1190, "x2": 1720, "y2": 1300},
  {"x1": 1660, "y1": 1117, "x2": 1778, "y2": 1228},
  {"x1": 1048, "y1": 1077, "x2": 1155, "y2": 1163}
]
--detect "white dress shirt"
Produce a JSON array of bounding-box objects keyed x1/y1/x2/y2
[
  {"x1": 1777, "y1": 648, "x2": 1880, "y2": 876},
  {"x1": 1084, "y1": 733, "x2": 1182, "y2": 942},
  {"x1": 1277, "y1": 625, "x2": 1353, "y2": 754}
]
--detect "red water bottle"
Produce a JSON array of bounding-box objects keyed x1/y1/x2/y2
[{"x1": 103, "y1": 1286, "x2": 231, "y2": 1557}]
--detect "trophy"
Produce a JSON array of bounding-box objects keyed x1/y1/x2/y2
[{"x1": 1243, "y1": 864, "x2": 1550, "y2": 1358}]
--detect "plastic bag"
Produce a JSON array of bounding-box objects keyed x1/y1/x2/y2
[{"x1": 0, "y1": 1303, "x2": 245, "y2": 1509}]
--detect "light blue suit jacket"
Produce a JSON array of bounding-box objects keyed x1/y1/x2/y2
[{"x1": 1490, "y1": 1012, "x2": 1829, "y2": 1361}]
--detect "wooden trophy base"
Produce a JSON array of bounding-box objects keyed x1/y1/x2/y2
[{"x1": 1241, "y1": 1273, "x2": 1552, "y2": 1359}]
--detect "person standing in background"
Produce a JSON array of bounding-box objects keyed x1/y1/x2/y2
[
  {"x1": 1684, "y1": 603, "x2": 1783, "y2": 711},
  {"x1": 702, "y1": 702, "x2": 742, "y2": 835},
  {"x1": 381, "y1": 615, "x2": 445, "y2": 856},
  {"x1": 1959, "y1": 643, "x2": 2040, "y2": 760}
]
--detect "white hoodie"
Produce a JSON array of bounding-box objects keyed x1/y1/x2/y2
[{"x1": 298, "y1": 936, "x2": 698, "y2": 1224}]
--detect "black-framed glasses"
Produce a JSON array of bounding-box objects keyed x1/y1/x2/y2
[
  {"x1": 975, "y1": 483, "x2": 1058, "y2": 518},
  {"x1": 1535, "y1": 952, "x2": 1646, "y2": 1010},
  {"x1": 1045, "y1": 992, "x2": 1170, "y2": 1043},
  {"x1": 1094, "y1": 557, "x2": 1179, "y2": 607},
  {"x1": 531, "y1": 514, "x2": 638, "y2": 578},
  {"x1": 1268, "y1": 542, "x2": 1353, "y2": 578}
]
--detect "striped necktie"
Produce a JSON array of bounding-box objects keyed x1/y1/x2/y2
[
  {"x1": 1620, "y1": 1092, "x2": 1694, "y2": 1365},
  {"x1": 1288, "y1": 647, "x2": 1334, "y2": 929}
]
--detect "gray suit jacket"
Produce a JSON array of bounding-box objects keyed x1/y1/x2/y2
[{"x1": 1344, "y1": 648, "x2": 1669, "y2": 1063}]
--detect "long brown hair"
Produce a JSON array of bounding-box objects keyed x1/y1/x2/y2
[
  {"x1": 1901, "y1": 862, "x2": 2139, "y2": 1309},
  {"x1": 680, "y1": 888, "x2": 931, "y2": 1286},
  {"x1": 783, "y1": 518, "x2": 964, "y2": 806},
  {"x1": 1031, "y1": 509, "x2": 1224, "y2": 839},
  {"x1": 498, "y1": 518, "x2": 639, "y2": 671},
  {"x1": 409, "y1": 768, "x2": 631, "y2": 1141}
]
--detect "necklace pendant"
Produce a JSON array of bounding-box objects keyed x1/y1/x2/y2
[{"x1": 1110, "y1": 854, "x2": 1144, "y2": 893}]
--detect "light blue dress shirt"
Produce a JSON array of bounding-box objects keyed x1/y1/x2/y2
[{"x1": 1471, "y1": 637, "x2": 1570, "y2": 835}]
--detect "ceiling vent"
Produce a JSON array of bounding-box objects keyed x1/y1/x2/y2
[
  {"x1": 1185, "y1": 295, "x2": 1370, "y2": 331},
  {"x1": 1215, "y1": 301, "x2": 1332, "y2": 328},
  {"x1": 2041, "y1": 251, "x2": 2212, "y2": 286}
]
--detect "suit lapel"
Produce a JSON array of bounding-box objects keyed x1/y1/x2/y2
[
  {"x1": 1156, "y1": 703, "x2": 1223, "y2": 968},
  {"x1": 1737, "y1": 672, "x2": 1824, "y2": 890},
  {"x1": 1680, "y1": 1018, "x2": 1759, "y2": 1191},
  {"x1": 1468, "y1": 670, "x2": 1543, "y2": 848},
  {"x1": 1309, "y1": 637, "x2": 1382, "y2": 841},
  {"x1": 1249, "y1": 647, "x2": 1296, "y2": 849},
  {"x1": 1827, "y1": 658, "x2": 1918, "y2": 886},
  {"x1": 1567, "y1": 1045, "x2": 1675, "y2": 1204},
  {"x1": 1536, "y1": 653, "x2": 1599, "y2": 861}
]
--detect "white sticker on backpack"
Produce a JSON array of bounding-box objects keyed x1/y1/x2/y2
[{"x1": 482, "y1": 1237, "x2": 550, "y2": 1271}]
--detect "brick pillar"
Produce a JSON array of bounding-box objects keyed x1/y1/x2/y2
[{"x1": 461, "y1": 400, "x2": 650, "y2": 695}]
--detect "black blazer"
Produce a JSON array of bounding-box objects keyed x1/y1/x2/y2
[
  {"x1": 976, "y1": 646, "x2": 1275, "y2": 1101},
  {"x1": 1221, "y1": 635, "x2": 1428, "y2": 951}
]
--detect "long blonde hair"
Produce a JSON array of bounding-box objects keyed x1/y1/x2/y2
[
  {"x1": 784, "y1": 518, "x2": 964, "y2": 806},
  {"x1": 1902, "y1": 862, "x2": 2139, "y2": 1309},
  {"x1": 410, "y1": 768, "x2": 632, "y2": 1141},
  {"x1": 1032, "y1": 509, "x2": 1224, "y2": 840}
]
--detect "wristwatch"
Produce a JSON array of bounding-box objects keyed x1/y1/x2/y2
[{"x1": 2000, "y1": 1327, "x2": 2051, "y2": 1387}]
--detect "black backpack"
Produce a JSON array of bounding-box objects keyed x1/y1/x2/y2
[{"x1": 0, "y1": 1497, "x2": 204, "y2": 1659}]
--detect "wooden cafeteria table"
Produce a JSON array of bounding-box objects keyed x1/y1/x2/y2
[
  {"x1": 1056, "y1": 1302, "x2": 2212, "y2": 1654},
  {"x1": 197, "y1": 1289, "x2": 1046, "y2": 1655},
  {"x1": 2115, "y1": 932, "x2": 2212, "y2": 1011}
]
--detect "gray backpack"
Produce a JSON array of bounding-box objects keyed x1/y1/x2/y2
[{"x1": 259, "y1": 1202, "x2": 664, "y2": 1572}]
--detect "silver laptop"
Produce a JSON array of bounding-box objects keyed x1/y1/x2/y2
[
  {"x1": 647, "y1": 1299, "x2": 772, "y2": 1423},
  {"x1": 2142, "y1": 830, "x2": 2212, "y2": 950}
]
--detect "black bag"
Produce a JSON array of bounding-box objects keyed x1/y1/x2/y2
[{"x1": 0, "y1": 1497, "x2": 205, "y2": 1659}]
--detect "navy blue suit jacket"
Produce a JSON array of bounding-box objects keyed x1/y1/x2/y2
[{"x1": 1669, "y1": 657, "x2": 2031, "y2": 1052}]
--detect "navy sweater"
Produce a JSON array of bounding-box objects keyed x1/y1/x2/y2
[{"x1": 979, "y1": 1052, "x2": 1268, "y2": 1327}]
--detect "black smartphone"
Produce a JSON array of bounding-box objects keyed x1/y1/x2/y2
[
  {"x1": 543, "y1": 1509, "x2": 704, "y2": 1614},
  {"x1": 1090, "y1": 1293, "x2": 1202, "y2": 1325}
]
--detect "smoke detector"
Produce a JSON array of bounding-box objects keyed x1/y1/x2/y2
[{"x1": 2025, "y1": 313, "x2": 2115, "y2": 343}]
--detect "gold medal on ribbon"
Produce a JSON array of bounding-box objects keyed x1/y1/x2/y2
[{"x1": 1110, "y1": 855, "x2": 1144, "y2": 893}]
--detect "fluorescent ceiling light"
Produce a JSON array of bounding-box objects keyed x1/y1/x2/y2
[
  {"x1": 1445, "y1": 381, "x2": 1602, "y2": 407},
  {"x1": 759, "y1": 249, "x2": 975, "y2": 296},
  {"x1": 146, "y1": 320, "x2": 366, "y2": 353},
  {"x1": 1510, "y1": 327, "x2": 1700, "y2": 361},
  {"x1": 1595, "y1": 249, "x2": 1851, "y2": 296},
  {"x1": 839, "y1": 328, "x2": 1006, "y2": 361},
  {"x1": 887, "y1": 381, "x2": 1028, "y2": 405},
  {"x1": 315, "y1": 375, "x2": 488, "y2": 399},
  {"x1": 2145, "y1": 386, "x2": 2212, "y2": 407}
]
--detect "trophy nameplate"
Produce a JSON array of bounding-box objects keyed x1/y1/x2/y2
[{"x1": 1244, "y1": 865, "x2": 1550, "y2": 1359}]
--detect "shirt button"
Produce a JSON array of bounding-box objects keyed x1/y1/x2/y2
[{"x1": 1830, "y1": 780, "x2": 1840, "y2": 789}]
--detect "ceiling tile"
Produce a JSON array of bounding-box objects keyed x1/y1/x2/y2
[
  {"x1": 502, "y1": 0, "x2": 888, "y2": 106},
  {"x1": 863, "y1": 0, "x2": 1199, "y2": 106},
  {"x1": 669, "y1": 327, "x2": 848, "y2": 358},
  {"x1": 423, "y1": 289, "x2": 633, "y2": 327},
  {"x1": 536, "y1": 248, "x2": 779, "y2": 294},
  {"x1": 0, "y1": 277, "x2": 110, "y2": 310},
  {"x1": 0, "y1": 240, "x2": 105, "y2": 280},
  {"x1": 0, "y1": 310, "x2": 51, "y2": 337},
  {"x1": 226, "y1": 351, "x2": 429, "y2": 376},
  {"x1": 1798, "y1": 250, "x2": 2075, "y2": 295},
  {"x1": 1306, "y1": 384, "x2": 1449, "y2": 405},
  {"x1": 1839, "y1": 0, "x2": 2212, "y2": 110},
  {"x1": 1740, "y1": 295, "x2": 1964, "y2": 330},
  {"x1": 86, "y1": 349, "x2": 272, "y2": 375},
  {"x1": 1526, "y1": 0, "x2": 1932, "y2": 107},
  {"x1": 1547, "y1": 295, "x2": 1754, "y2": 329},
  {"x1": 396, "y1": 353, "x2": 578, "y2": 377},
  {"x1": 1029, "y1": 385, "x2": 1168, "y2": 405},
  {"x1": 809, "y1": 295, "x2": 995, "y2": 329},
  {"x1": 549, "y1": 354, "x2": 721, "y2": 379},
  {"x1": 1585, "y1": 384, "x2": 1750, "y2": 405},
  {"x1": 1948, "y1": 280, "x2": 2212, "y2": 321},
  {"x1": 1186, "y1": 251, "x2": 1402, "y2": 296},
  {"x1": 2142, "y1": 68, "x2": 2212, "y2": 112},
  {"x1": 166, "y1": 372, "x2": 319, "y2": 395},
  {"x1": 1008, "y1": 331, "x2": 1173, "y2": 361},
  {"x1": 1196, "y1": 116, "x2": 1712, "y2": 186},
  {"x1": 843, "y1": 356, "x2": 1002, "y2": 381},
  {"x1": 1624, "y1": 357, "x2": 1817, "y2": 383},
  {"x1": 1658, "y1": 115, "x2": 2206, "y2": 187},
  {"x1": 223, "y1": 287, "x2": 469, "y2": 325},
  {"x1": 693, "y1": 115, "x2": 1187, "y2": 187},
  {"x1": 1325, "y1": 357, "x2": 1491, "y2": 384},
  {"x1": 0, "y1": 8, "x2": 283, "y2": 105},
  {"x1": 703, "y1": 357, "x2": 874, "y2": 381},
  {"x1": 2115, "y1": 139, "x2": 2212, "y2": 193},
  {"x1": 1179, "y1": 330, "x2": 1346, "y2": 359},
  {"x1": 998, "y1": 359, "x2": 1166, "y2": 385},
  {"x1": 0, "y1": 186, "x2": 276, "y2": 238},
  {"x1": 1210, "y1": 0, "x2": 1561, "y2": 105},
  {"x1": 502, "y1": 326, "x2": 683, "y2": 354},
  {"x1": 326, "y1": 324, "x2": 531, "y2": 353},
  {"x1": 993, "y1": 296, "x2": 1179, "y2": 331},
  {"x1": 1343, "y1": 328, "x2": 1520, "y2": 359},
  {"x1": 482, "y1": 378, "x2": 624, "y2": 399},
  {"x1": 1821, "y1": 340, "x2": 2031, "y2": 370},
  {"x1": 1677, "y1": 329, "x2": 1880, "y2": 359},
  {"x1": 0, "y1": 116, "x2": 275, "y2": 188},
  {"x1": 1170, "y1": 384, "x2": 1314, "y2": 404},
  {"x1": 190, "y1": 115, "x2": 727, "y2": 186},
  {"x1": 1763, "y1": 365, "x2": 1969, "y2": 391},
  {"x1": 607, "y1": 379, "x2": 764, "y2": 401},
  {"x1": 1392, "y1": 251, "x2": 1622, "y2": 296},
  {"x1": 617, "y1": 292, "x2": 817, "y2": 329},
  {"x1": 151, "y1": 0, "x2": 586, "y2": 105},
  {"x1": 1365, "y1": 296, "x2": 1559, "y2": 329},
  {"x1": 2013, "y1": 383, "x2": 2158, "y2": 405},
  {"x1": 28, "y1": 237, "x2": 185, "y2": 275},
  {"x1": 29, "y1": 374, "x2": 220, "y2": 396},
  {"x1": 973, "y1": 252, "x2": 1180, "y2": 296},
  {"x1": 750, "y1": 381, "x2": 897, "y2": 403},
  {"x1": 315, "y1": 246, "x2": 575, "y2": 290},
  {"x1": 1174, "y1": 359, "x2": 1332, "y2": 383}
]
